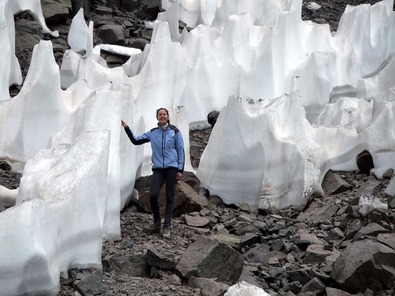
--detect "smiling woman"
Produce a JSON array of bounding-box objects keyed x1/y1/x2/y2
[{"x1": 121, "y1": 107, "x2": 185, "y2": 239}]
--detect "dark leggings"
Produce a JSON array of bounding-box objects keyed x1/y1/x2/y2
[{"x1": 150, "y1": 168, "x2": 178, "y2": 227}]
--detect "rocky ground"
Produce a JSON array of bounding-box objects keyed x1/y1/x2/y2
[{"x1": 1, "y1": 0, "x2": 395, "y2": 296}]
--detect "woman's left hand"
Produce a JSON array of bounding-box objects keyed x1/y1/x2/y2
[{"x1": 176, "y1": 172, "x2": 183, "y2": 181}]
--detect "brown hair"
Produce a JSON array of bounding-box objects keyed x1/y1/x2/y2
[{"x1": 156, "y1": 108, "x2": 170, "y2": 123}]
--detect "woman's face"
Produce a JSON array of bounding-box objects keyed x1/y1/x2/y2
[{"x1": 157, "y1": 109, "x2": 169, "y2": 125}]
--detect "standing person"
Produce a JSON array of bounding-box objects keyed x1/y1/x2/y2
[{"x1": 121, "y1": 108, "x2": 185, "y2": 238}]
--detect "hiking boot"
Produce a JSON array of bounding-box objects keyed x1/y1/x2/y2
[
  {"x1": 144, "y1": 222, "x2": 161, "y2": 234},
  {"x1": 162, "y1": 227, "x2": 171, "y2": 239}
]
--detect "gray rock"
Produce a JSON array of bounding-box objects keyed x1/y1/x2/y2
[
  {"x1": 287, "y1": 268, "x2": 311, "y2": 285},
  {"x1": 300, "y1": 277, "x2": 326, "y2": 295},
  {"x1": 207, "y1": 111, "x2": 220, "y2": 127},
  {"x1": 97, "y1": 24, "x2": 126, "y2": 44},
  {"x1": 325, "y1": 287, "x2": 354, "y2": 296},
  {"x1": 76, "y1": 271, "x2": 108, "y2": 295},
  {"x1": 121, "y1": 0, "x2": 139, "y2": 11},
  {"x1": 102, "y1": 254, "x2": 150, "y2": 277},
  {"x1": 210, "y1": 233, "x2": 242, "y2": 249},
  {"x1": 188, "y1": 276, "x2": 229, "y2": 296},
  {"x1": 377, "y1": 232, "x2": 395, "y2": 250},
  {"x1": 145, "y1": 248, "x2": 179, "y2": 270},
  {"x1": 304, "y1": 244, "x2": 340, "y2": 265},
  {"x1": 297, "y1": 203, "x2": 339, "y2": 222},
  {"x1": 355, "y1": 177, "x2": 384, "y2": 200},
  {"x1": 322, "y1": 170, "x2": 353, "y2": 195},
  {"x1": 184, "y1": 213, "x2": 211, "y2": 227},
  {"x1": 0, "y1": 160, "x2": 11, "y2": 171},
  {"x1": 42, "y1": 0, "x2": 71, "y2": 23},
  {"x1": 331, "y1": 239, "x2": 395, "y2": 292},
  {"x1": 243, "y1": 243, "x2": 271, "y2": 264},
  {"x1": 353, "y1": 222, "x2": 389, "y2": 240},
  {"x1": 176, "y1": 237, "x2": 244, "y2": 282}
]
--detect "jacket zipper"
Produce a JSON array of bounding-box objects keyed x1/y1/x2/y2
[{"x1": 161, "y1": 128, "x2": 165, "y2": 167}]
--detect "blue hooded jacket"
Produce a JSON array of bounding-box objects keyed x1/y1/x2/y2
[{"x1": 124, "y1": 124, "x2": 185, "y2": 172}]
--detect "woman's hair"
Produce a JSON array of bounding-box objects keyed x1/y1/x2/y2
[{"x1": 156, "y1": 108, "x2": 170, "y2": 123}]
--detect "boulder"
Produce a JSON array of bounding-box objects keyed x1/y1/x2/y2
[
  {"x1": 322, "y1": 170, "x2": 353, "y2": 195},
  {"x1": 188, "y1": 276, "x2": 230, "y2": 296},
  {"x1": 145, "y1": 248, "x2": 178, "y2": 270},
  {"x1": 76, "y1": 271, "x2": 109, "y2": 295},
  {"x1": 356, "y1": 150, "x2": 374, "y2": 175},
  {"x1": 176, "y1": 237, "x2": 244, "y2": 282},
  {"x1": 97, "y1": 24, "x2": 125, "y2": 44},
  {"x1": 102, "y1": 254, "x2": 150, "y2": 277},
  {"x1": 42, "y1": 0, "x2": 72, "y2": 23},
  {"x1": 331, "y1": 239, "x2": 395, "y2": 292}
]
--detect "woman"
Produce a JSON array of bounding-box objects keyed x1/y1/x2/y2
[{"x1": 121, "y1": 108, "x2": 185, "y2": 238}]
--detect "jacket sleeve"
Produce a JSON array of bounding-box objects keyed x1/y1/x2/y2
[
  {"x1": 123, "y1": 126, "x2": 150, "y2": 145},
  {"x1": 175, "y1": 131, "x2": 185, "y2": 173}
]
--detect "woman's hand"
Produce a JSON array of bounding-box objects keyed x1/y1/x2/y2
[
  {"x1": 176, "y1": 172, "x2": 183, "y2": 181},
  {"x1": 121, "y1": 120, "x2": 128, "y2": 128}
]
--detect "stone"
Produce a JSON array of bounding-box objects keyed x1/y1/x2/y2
[
  {"x1": 300, "y1": 277, "x2": 326, "y2": 295},
  {"x1": 297, "y1": 203, "x2": 339, "y2": 222},
  {"x1": 355, "y1": 178, "x2": 384, "y2": 199},
  {"x1": 207, "y1": 111, "x2": 220, "y2": 127},
  {"x1": 331, "y1": 240, "x2": 395, "y2": 292},
  {"x1": 353, "y1": 222, "x2": 389, "y2": 240},
  {"x1": 121, "y1": 0, "x2": 139, "y2": 11},
  {"x1": 42, "y1": 0, "x2": 71, "y2": 23},
  {"x1": 304, "y1": 244, "x2": 340, "y2": 265},
  {"x1": 325, "y1": 287, "x2": 353, "y2": 296},
  {"x1": 145, "y1": 248, "x2": 178, "y2": 270},
  {"x1": 356, "y1": 150, "x2": 374, "y2": 175},
  {"x1": 76, "y1": 271, "x2": 109, "y2": 295},
  {"x1": 176, "y1": 237, "x2": 244, "y2": 282},
  {"x1": 188, "y1": 276, "x2": 230, "y2": 296},
  {"x1": 97, "y1": 24, "x2": 126, "y2": 44},
  {"x1": 377, "y1": 233, "x2": 395, "y2": 250},
  {"x1": 210, "y1": 233, "x2": 242, "y2": 249},
  {"x1": 184, "y1": 213, "x2": 211, "y2": 227},
  {"x1": 322, "y1": 170, "x2": 353, "y2": 195},
  {"x1": 102, "y1": 254, "x2": 150, "y2": 277}
]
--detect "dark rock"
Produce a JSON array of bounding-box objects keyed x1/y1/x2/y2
[
  {"x1": 353, "y1": 222, "x2": 389, "y2": 241},
  {"x1": 76, "y1": 271, "x2": 109, "y2": 295},
  {"x1": 331, "y1": 239, "x2": 395, "y2": 292},
  {"x1": 121, "y1": 0, "x2": 139, "y2": 11},
  {"x1": 0, "y1": 160, "x2": 11, "y2": 171},
  {"x1": 325, "y1": 287, "x2": 354, "y2": 296},
  {"x1": 356, "y1": 150, "x2": 374, "y2": 175},
  {"x1": 97, "y1": 24, "x2": 126, "y2": 44},
  {"x1": 176, "y1": 237, "x2": 244, "y2": 282},
  {"x1": 188, "y1": 276, "x2": 229, "y2": 296},
  {"x1": 145, "y1": 248, "x2": 178, "y2": 270},
  {"x1": 300, "y1": 277, "x2": 326, "y2": 295},
  {"x1": 207, "y1": 111, "x2": 219, "y2": 127},
  {"x1": 297, "y1": 203, "x2": 339, "y2": 222},
  {"x1": 355, "y1": 178, "x2": 384, "y2": 199},
  {"x1": 42, "y1": 0, "x2": 71, "y2": 24},
  {"x1": 128, "y1": 37, "x2": 149, "y2": 50},
  {"x1": 102, "y1": 254, "x2": 150, "y2": 277},
  {"x1": 322, "y1": 170, "x2": 353, "y2": 195}
]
